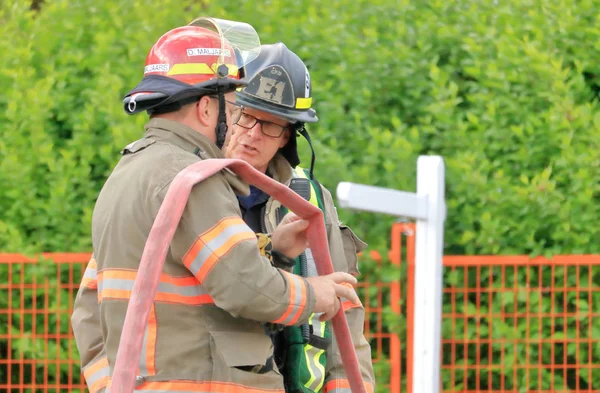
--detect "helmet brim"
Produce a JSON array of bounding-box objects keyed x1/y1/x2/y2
[
  {"x1": 235, "y1": 92, "x2": 318, "y2": 124},
  {"x1": 123, "y1": 75, "x2": 247, "y2": 115}
]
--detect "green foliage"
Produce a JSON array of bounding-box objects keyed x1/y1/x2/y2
[
  {"x1": 201, "y1": 0, "x2": 600, "y2": 256},
  {"x1": 0, "y1": 0, "x2": 208, "y2": 252},
  {"x1": 3, "y1": 0, "x2": 600, "y2": 255}
]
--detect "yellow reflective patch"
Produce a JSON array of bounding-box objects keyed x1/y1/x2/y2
[
  {"x1": 295, "y1": 97, "x2": 312, "y2": 109},
  {"x1": 168, "y1": 63, "x2": 239, "y2": 77},
  {"x1": 168, "y1": 63, "x2": 213, "y2": 76}
]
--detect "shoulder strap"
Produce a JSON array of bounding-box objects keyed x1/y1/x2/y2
[{"x1": 293, "y1": 166, "x2": 326, "y2": 222}]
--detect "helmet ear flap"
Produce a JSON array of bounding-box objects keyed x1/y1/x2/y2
[{"x1": 279, "y1": 128, "x2": 300, "y2": 168}]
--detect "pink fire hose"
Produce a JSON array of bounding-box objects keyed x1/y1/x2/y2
[{"x1": 109, "y1": 158, "x2": 366, "y2": 393}]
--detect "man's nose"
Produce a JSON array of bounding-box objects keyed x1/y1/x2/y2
[{"x1": 246, "y1": 122, "x2": 263, "y2": 139}]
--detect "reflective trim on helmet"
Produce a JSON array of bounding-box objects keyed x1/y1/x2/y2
[
  {"x1": 235, "y1": 93, "x2": 318, "y2": 124},
  {"x1": 295, "y1": 97, "x2": 312, "y2": 109},
  {"x1": 167, "y1": 63, "x2": 239, "y2": 78}
]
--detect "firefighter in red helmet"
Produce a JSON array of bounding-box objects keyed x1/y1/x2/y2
[{"x1": 71, "y1": 17, "x2": 359, "y2": 393}]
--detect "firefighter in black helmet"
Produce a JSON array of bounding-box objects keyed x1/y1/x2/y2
[{"x1": 224, "y1": 43, "x2": 375, "y2": 393}]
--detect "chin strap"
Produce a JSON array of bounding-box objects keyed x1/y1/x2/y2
[
  {"x1": 297, "y1": 125, "x2": 316, "y2": 180},
  {"x1": 215, "y1": 92, "x2": 228, "y2": 149},
  {"x1": 215, "y1": 65, "x2": 230, "y2": 149}
]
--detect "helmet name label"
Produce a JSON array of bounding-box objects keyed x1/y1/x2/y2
[
  {"x1": 186, "y1": 48, "x2": 231, "y2": 57},
  {"x1": 144, "y1": 64, "x2": 170, "y2": 74}
]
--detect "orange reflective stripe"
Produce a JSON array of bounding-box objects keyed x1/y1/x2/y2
[
  {"x1": 97, "y1": 269, "x2": 214, "y2": 306},
  {"x1": 132, "y1": 380, "x2": 285, "y2": 392},
  {"x1": 272, "y1": 271, "x2": 307, "y2": 326},
  {"x1": 323, "y1": 379, "x2": 374, "y2": 393},
  {"x1": 81, "y1": 257, "x2": 98, "y2": 289},
  {"x1": 140, "y1": 304, "x2": 157, "y2": 376},
  {"x1": 83, "y1": 356, "x2": 110, "y2": 393},
  {"x1": 183, "y1": 216, "x2": 256, "y2": 283}
]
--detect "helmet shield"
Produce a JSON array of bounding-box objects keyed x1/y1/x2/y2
[{"x1": 188, "y1": 17, "x2": 261, "y2": 76}]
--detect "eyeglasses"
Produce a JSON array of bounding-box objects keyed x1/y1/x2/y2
[{"x1": 235, "y1": 112, "x2": 289, "y2": 138}]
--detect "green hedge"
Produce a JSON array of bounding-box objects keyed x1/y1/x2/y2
[
  {"x1": 2, "y1": 0, "x2": 600, "y2": 391},
  {"x1": 2, "y1": 0, "x2": 600, "y2": 255}
]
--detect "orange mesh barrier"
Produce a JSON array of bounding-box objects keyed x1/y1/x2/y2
[
  {"x1": 398, "y1": 223, "x2": 600, "y2": 393},
  {"x1": 0, "y1": 253, "x2": 89, "y2": 392},
  {"x1": 0, "y1": 252, "x2": 401, "y2": 392}
]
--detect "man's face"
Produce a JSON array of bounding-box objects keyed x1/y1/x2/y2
[{"x1": 224, "y1": 107, "x2": 290, "y2": 173}]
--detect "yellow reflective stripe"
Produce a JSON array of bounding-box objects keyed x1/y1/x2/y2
[
  {"x1": 168, "y1": 63, "x2": 239, "y2": 77},
  {"x1": 294, "y1": 166, "x2": 318, "y2": 207},
  {"x1": 168, "y1": 63, "x2": 213, "y2": 76},
  {"x1": 313, "y1": 318, "x2": 327, "y2": 391},
  {"x1": 296, "y1": 97, "x2": 312, "y2": 109},
  {"x1": 312, "y1": 345, "x2": 326, "y2": 391},
  {"x1": 303, "y1": 313, "x2": 327, "y2": 391},
  {"x1": 303, "y1": 343, "x2": 325, "y2": 391}
]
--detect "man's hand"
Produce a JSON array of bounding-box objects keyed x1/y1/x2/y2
[
  {"x1": 271, "y1": 212, "x2": 309, "y2": 259},
  {"x1": 306, "y1": 272, "x2": 360, "y2": 322}
]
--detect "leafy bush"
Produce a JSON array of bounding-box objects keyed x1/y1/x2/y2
[{"x1": 2, "y1": 0, "x2": 600, "y2": 254}]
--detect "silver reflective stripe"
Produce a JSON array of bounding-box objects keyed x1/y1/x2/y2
[
  {"x1": 304, "y1": 343, "x2": 326, "y2": 391},
  {"x1": 83, "y1": 266, "x2": 97, "y2": 280},
  {"x1": 188, "y1": 223, "x2": 250, "y2": 276},
  {"x1": 98, "y1": 278, "x2": 208, "y2": 298},
  {"x1": 311, "y1": 313, "x2": 324, "y2": 336},
  {"x1": 84, "y1": 365, "x2": 109, "y2": 387},
  {"x1": 304, "y1": 248, "x2": 318, "y2": 277}
]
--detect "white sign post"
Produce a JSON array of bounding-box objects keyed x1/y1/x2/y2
[{"x1": 336, "y1": 155, "x2": 446, "y2": 393}]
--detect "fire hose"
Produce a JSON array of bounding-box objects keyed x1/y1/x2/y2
[{"x1": 109, "y1": 158, "x2": 367, "y2": 393}]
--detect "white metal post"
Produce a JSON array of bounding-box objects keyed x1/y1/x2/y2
[
  {"x1": 413, "y1": 156, "x2": 445, "y2": 393},
  {"x1": 336, "y1": 155, "x2": 445, "y2": 393}
]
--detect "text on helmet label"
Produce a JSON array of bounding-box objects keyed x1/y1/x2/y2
[
  {"x1": 144, "y1": 64, "x2": 170, "y2": 74},
  {"x1": 186, "y1": 48, "x2": 232, "y2": 57}
]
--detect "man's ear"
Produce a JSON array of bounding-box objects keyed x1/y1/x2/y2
[{"x1": 195, "y1": 96, "x2": 214, "y2": 127}]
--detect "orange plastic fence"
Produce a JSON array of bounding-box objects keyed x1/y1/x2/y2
[
  {"x1": 0, "y1": 251, "x2": 402, "y2": 392},
  {"x1": 398, "y1": 223, "x2": 600, "y2": 393},
  {"x1": 0, "y1": 253, "x2": 89, "y2": 392},
  {"x1": 6, "y1": 225, "x2": 600, "y2": 393}
]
